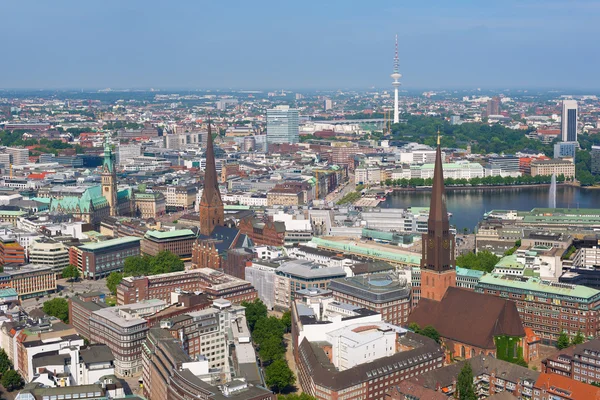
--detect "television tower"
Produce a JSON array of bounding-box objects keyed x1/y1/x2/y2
[{"x1": 391, "y1": 35, "x2": 402, "y2": 124}]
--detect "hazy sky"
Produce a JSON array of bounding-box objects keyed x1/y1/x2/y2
[{"x1": 1, "y1": 0, "x2": 599, "y2": 90}]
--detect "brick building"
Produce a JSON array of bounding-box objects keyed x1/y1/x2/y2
[
  {"x1": 238, "y1": 217, "x2": 285, "y2": 247},
  {"x1": 476, "y1": 274, "x2": 600, "y2": 344},
  {"x1": 297, "y1": 330, "x2": 443, "y2": 400},
  {"x1": 223, "y1": 247, "x2": 254, "y2": 279},
  {"x1": 69, "y1": 292, "x2": 110, "y2": 340},
  {"x1": 116, "y1": 268, "x2": 257, "y2": 306},
  {"x1": 89, "y1": 299, "x2": 167, "y2": 376},
  {"x1": 542, "y1": 339, "x2": 600, "y2": 384},
  {"x1": 408, "y1": 287, "x2": 527, "y2": 363},
  {"x1": 70, "y1": 236, "x2": 141, "y2": 280},
  {"x1": 407, "y1": 354, "x2": 540, "y2": 398},
  {"x1": 141, "y1": 229, "x2": 196, "y2": 261}
]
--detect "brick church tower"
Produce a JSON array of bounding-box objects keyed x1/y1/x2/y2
[
  {"x1": 420, "y1": 131, "x2": 456, "y2": 301},
  {"x1": 198, "y1": 119, "x2": 224, "y2": 236}
]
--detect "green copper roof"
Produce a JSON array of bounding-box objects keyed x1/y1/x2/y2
[
  {"x1": 224, "y1": 205, "x2": 250, "y2": 210},
  {"x1": 494, "y1": 255, "x2": 526, "y2": 270},
  {"x1": 49, "y1": 185, "x2": 130, "y2": 214},
  {"x1": 310, "y1": 237, "x2": 421, "y2": 265},
  {"x1": 79, "y1": 236, "x2": 140, "y2": 251},
  {"x1": 455, "y1": 266, "x2": 485, "y2": 278},
  {"x1": 145, "y1": 229, "x2": 195, "y2": 240},
  {"x1": 478, "y1": 274, "x2": 600, "y2": 301},
  {"x1": 0, "y1": 210, "x2": 27, "y2": 216}
]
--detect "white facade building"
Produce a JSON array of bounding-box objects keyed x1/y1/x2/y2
[{"x1": 327, "y1": 322, "x2": 400, "y2": 371}]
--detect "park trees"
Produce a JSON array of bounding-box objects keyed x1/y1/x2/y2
[{"x1": 43, "y1": 298, "x2": 69, "y2": 323}]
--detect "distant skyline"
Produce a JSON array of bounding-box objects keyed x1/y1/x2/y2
[{"x1": 2, "y1": 1, "x2": 599, "y2": 90}]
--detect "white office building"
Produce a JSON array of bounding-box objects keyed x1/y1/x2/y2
[{"x1": 267, "y1": 105, "x2": 299, "y2": 144}]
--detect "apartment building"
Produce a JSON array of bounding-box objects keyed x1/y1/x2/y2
[
  {"x1": 542, "y1": 339, "x2": 600, "y2": 384},
  {"x1": 407, "y1": 354, "x2": 540, "y2": 398}
]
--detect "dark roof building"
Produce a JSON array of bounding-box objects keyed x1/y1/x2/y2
[
  {"x1": 329, "y1": 273, "x2": 412, "y2": 326},
  {"x1": 407, "y1": 354, "x2": 539, "y2": 398},
  {"x1": 297, "y1": 332, "x2": 444, "y2": 400},
  {"x1": 407, "y1": 287, "x2": 526, "y2": 362}
]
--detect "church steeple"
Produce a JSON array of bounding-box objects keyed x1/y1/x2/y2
[
  {"x1": 419, "y1": 131, "x2": 456, "y2": 301},
  {"x1": 101, "y1": 133, "x2": 118, "y2": 216},
  {"x1": 199, "y1": 119, "x2": 224, "y2": 236}
]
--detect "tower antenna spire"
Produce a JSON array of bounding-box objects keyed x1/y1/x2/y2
[
  {"x1": 391, "y1": 35, "x2": 402, "y2": 124},
  {"x1": 394, "y1": 34, "x2": 399, "y2": 73}
]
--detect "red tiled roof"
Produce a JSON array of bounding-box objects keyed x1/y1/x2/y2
[{"x1": 535, "y1": 372, "x2": 600, "y2": 399}]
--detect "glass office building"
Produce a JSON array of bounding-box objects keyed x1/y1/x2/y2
[{"x1": 267, "y1": 105, "x2": 299, "y2": 144}]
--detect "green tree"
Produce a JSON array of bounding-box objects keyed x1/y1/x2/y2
[
  {"x1": 556, "y1": 331, "x2": 570, "y2": 349},
  {"x1": 62, "y1": 265, "x2": 80, "y2": 289},
  {"x1": 514, "y1": 357, "x2": 529, "y2": 367},
  {"x1": 149, "y1": 250, "x2": 184, "y2": 275},
  {"x1": 592, "y1": 381, "x2": 600, "y2": 387},
  {"x1": 106, "y1": 272, "x2": 124, "y2": 295},
  {"x1": 241, "y1": 299, "x2": 268, "y2": 331},
  {"x1": 420, "y1": 325, "x2": 441, "y2": 344},
  {"x1": 253, "y1": 316, "x2": 285, "y2": 345},
  {"x1": 265, "y1": 358, "x2": 295, "y2": 393},
  {"x1": 43, "y1": 298, "x2": 69, "y2": 323},
  {"x1": 0, "y1": 349, "x2": 11, "y2": 375},
  {"x1": 123, "y1": 251, "x2": 184, "y2": 277},
  {"x1": 456, "y1": 362, "x2": 477, "y2": 400},
  {"x1": 408, "y1": 323, "x2": 441, "y2": 344},
  {"x1": 258, "y1": 336, "x2": 285, "y2": 364},
  {"x1": 456, "y1": 251, "x2": 500, "y2": 273},
  {"x1": 1, "y1": 369, "x2": 24, "y2": 392},
  {"x1": 278, "y1": 394, "x2": 317, "y2": 400},
  {"x1": 572, "y1": 331, "x2": 585, "y2": 345},
  {"x1": 281, "y1": 310, "x2": 292, "y2": 333}
]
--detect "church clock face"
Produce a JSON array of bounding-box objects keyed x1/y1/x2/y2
[
  {"x1": 443, "y1": 239, "x2": 449, "y2": 249},
  {"x1": 428, "y1": 239, "x2": 434, "y2": 248}
]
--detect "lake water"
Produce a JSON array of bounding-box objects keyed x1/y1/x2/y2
[{"x1": 381, "y1": 186, "x2": 600, "y2": 231}]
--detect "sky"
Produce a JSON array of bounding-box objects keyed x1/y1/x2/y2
[{"x1": 1, "y1": 0, "x2": 599, "y2": 90}]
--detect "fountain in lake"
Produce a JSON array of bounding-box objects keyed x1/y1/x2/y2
[{"x1": 549, "y1": 173, "x2": 557, "y2": 209}]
